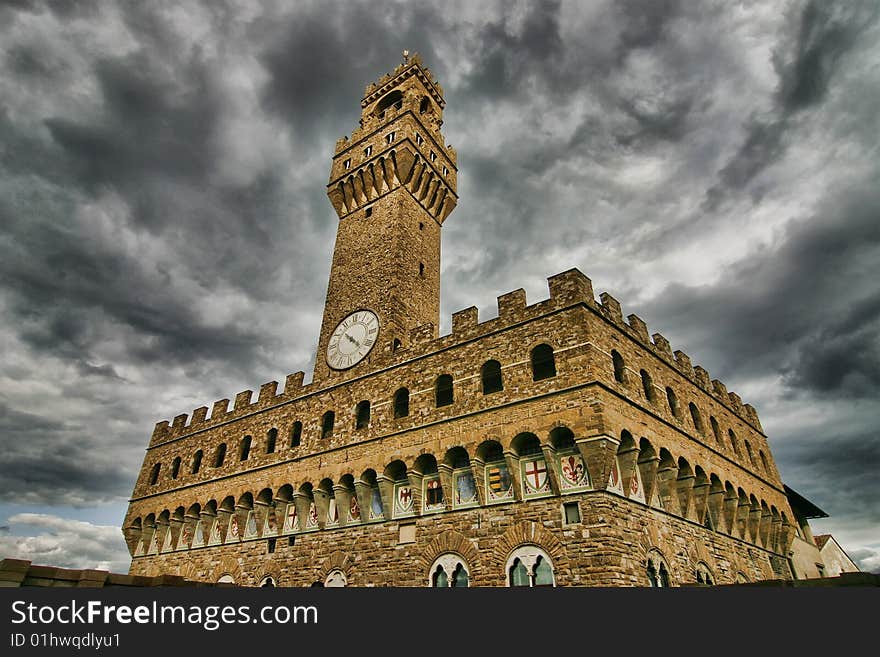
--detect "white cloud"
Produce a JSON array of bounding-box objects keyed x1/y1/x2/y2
[{"x1": 0, "y1": 513, "x2": 130, "y2": 574}]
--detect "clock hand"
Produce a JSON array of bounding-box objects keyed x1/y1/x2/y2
[{"x1": 345, "y1": 333, "x2": 361, "y2": 348}]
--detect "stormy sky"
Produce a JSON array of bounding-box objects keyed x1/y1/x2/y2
[{"x1": 1, "y1": 0, "x2": 878, "y2": 574}]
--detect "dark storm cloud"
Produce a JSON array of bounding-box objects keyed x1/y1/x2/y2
[
  {"x1": 0, "y1": 402, "x2": 132, "y2": 504},
  {"x1": 0, "y1": 0, "x2": 877, "y2": 570},
  {"x1": 643, "y1": 173, "x2": 880, "y2": 397},
  {"x1": 705, "y1": 0, "x2": 879, "y2": 210}
]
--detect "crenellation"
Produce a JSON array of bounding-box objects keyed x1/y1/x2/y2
[
  {"x1": 497, "y1": 289, "x2": 526, "y2": 319},
  {"x1": 171, "y1": 414, "x2": 188, "y2": 434},
  {"x1": 727, "y1": 391, "x2": 743, "y2": 412},
  {"x1": 548, "y1": 269, "x2": 594, "y2": 306},
  {"x1": 599, "y1": 292, "x2": 624, "y2": 324},
  {"x1": 451, "y1": 306, "x2": 478, "y2": 335},
  {"x1": 744, "y1": 405, "x2": 762, "y2": 431},
  {"x1": 259, "y1": 381, "x2": 279, "y2": 403},
  {"x1": 651, "y1": 333, "x2": 674, "y2": 361},
  {"x1": 673, "y1": 350, "x2": 694, "y2": 377},
  {"x1": 693, "y1": 366, "x2": 711, "y2": 390},
  {"x1": 234, "y1": 390, "x2": 253, "y2": 411},
  {"x1": 712, "y1": 380, "x2": 730, "y2": 400},
  {"x1": 626, "y1": 314, "x2": 650, "y2": 342},
  {"x1": 191, "y1": 407, "x2": 208, "y2": 425},
  {"x1": 151, "y1": 421, "x2": 169, "y2": 444},
  {"x1": 285, "y1": 372, "x2": 305, "y2": 396},
  {"x1": 210, "y1": 398, "x2": 230, "y2": 421}
]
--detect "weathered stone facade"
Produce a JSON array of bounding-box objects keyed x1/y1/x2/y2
[{"x1": 124, "y1": 54, "x2": 805, "y2": 587}]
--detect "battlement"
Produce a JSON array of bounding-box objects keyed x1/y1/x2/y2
[{"x1": 148, "y1": 268, "x2": 761, "y2": 446}]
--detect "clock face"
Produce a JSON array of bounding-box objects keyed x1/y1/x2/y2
[{"x1": 326, "y1": 310, "x2": 380, "y2": 370}]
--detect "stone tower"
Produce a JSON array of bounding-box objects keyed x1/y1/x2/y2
[
  {"x1": 124, "y1": 54, "x2": 833, "y2": 588},
  {"x1": 315, "y1": 53, "x2": 458, "y2": 385}
]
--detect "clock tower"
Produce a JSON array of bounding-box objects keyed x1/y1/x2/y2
[{"x1": 314, "y1": 53, "x2": 458, "y2": 384}]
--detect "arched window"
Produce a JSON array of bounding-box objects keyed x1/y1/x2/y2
[
  {"x1": 321, "y1": 411, "x2": 335, "y2": 439},
  {"x1": 429, "y1": 554, "x2": 470, "y2": 588},
  {"x1": 641, "y1": 369, "x2": 655, "y2": 402},
  {"x1": 325, "y1": 570, "x2": 347, "y2": 587},
  {"x1": 646, "y1": 551, "x2": 672, "y2": 587},
  {"x1": 191, "y1": 450, "x2": 203, "y2": 474},
  {"x1": 217, "y1": 574, "x2": 235, "y2": 584},
  {"x1": 375, "y1": 89, "x2": 403, "y2": 117},
  {"x1": 759, "y1": 450, "x2": 770, "y2": 474},
  {"x1": 214, "y1": 443, "x2": 226, "y2": 468},
  {"x1": 531, "y1": 344, "x2": 556, "y2": 381},
  {"x1": 393, "y1": 387, "x2": 409, "y2": 418},
  {"x1": 710, "y1": 417, "x2": 721, "y2": 444},
  {"x1": 505, "y1": 545, "x2": 555, "y2": 587},
  {"x1": 611, "y1": 350, "x2": 626, "y2": 384},
  {"x1": 695, "y1": 563, "x2": 715, "y2": 586},
  {"x1": 666, "y1": 387, "x2": 680, "y2": 419},
  {"x1": 266, "y1": 428, "x2": 277, "y2": 454},
  {"x1": 728, "y1": 429, "x2": 740, "y2": 455},
  {"x1": 744, "y1": 440, "x2": 755, "y2": 465},
  {"x1": 689, "y1": 402, "x2": 704, "y2": 434},
  {"x1": 259, "y1": 576, "x2": 276, "y2": 587},
  {"x1": 481, "y1": 360, "x2": 503, "y2": 394},
  {"x1": 148, "y1": 463, "x2": 161, "y2": 485},
  {"x1": 239, "y1": 435, "x2": 252, "y2": 461},
  {"x1": 170, "y1": 457, "x2": 181, "y2": 480},
  {"x1": 435, "y1": 374, "x2": 453, "y2": 407},
  {"x1": 392, "y1": 338, "x2": 402, "y2": 352},
  {"x1": 290, "y1": 421, "x2": 302, "y2": 447},
  {"x1": 355, "y1": 400, "x2": 371, "y2": 430},
  {"x1": 420, "y1": 96, "x2": 430, "y2": 114}
]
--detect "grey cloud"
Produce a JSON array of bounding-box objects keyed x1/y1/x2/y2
[
  {"x1": 0, "y1": 514, "x2": 130, "y2": 572},
  {"x1": 705, "y1": 0, "x2": 879, "y2": 210}
]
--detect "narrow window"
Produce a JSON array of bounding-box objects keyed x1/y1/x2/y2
[
  {"x1": 689, "y1": 403, "x2": 704, "y2": 434},
  {"x1": 420, "y1": 97, "x2": 430, "y2": 114},
  {"x1": 728, "y1": 429, "x2": 740, "y2": 455},
  {"x1": 430, "y1": 151, "x2": 437, "y2": 162},
  {"x1": 419, "y1": 262, "x2": 424, "y2": 277},
  {"x1": 563, "y1": 501, "x2": 581, "y2": 525},
  {"x1": 531, "y1": 343, "x2": 557, "y2": 381},
  {"x1": 365, "y1": 206, "x2": 372, "y2": 217},
  {"x1": 364, "y1": 145, "x2": 372, "y2": 157},
  {"x1": 266, "y1": 428, "x2": 277, "y2": 454},
  {"x1": 419, "y1": 222, "x2": 424, "y2": 230},
  {"x1": 435, "y1": 374, "x2": 453, "y2": 407},
  {"x1": 534, "y1": 557, "x2": 554, "y2": 586},
  {"x1": 744, "y1": 440, "x2": 755, "y2": 465},
  {"x1": 416, "y1": 133, "x2": 423, "y2": 146},
  {"x1": 267, "y1": 538, "x2": 276, "y2": 554},
  {"x1": 239, "y1": 435, "x2": 252, "y2": 461},
  {"x1": 432, "y1": 566, "x2": 448, "y2": 587},
  {"x1": 443, "y1": 166, "x2": 449, "y2": 175},
  {"x1": 666, "y1": 387, "x2": 680, "y2": 419},
  {"x1": 710, "y1": 417, "x2": 721, "y2": 443},
  {"x1": 394, "y1": 387, "x2": 410, "y2": 418},
  {"x1": 641, "y1": 369, "x2": 655, "y2": 402},
  {"x1": 392, "y1": 338, "x2": 402, "y2": 352},
  {"x1": 611, "y1": 350, "x2": 626, "y2": 384},
  {"x1": 214, "y1": 443, "x2": 226, "y2": 468},
  {"x1": 481, "y1": 359, "x2": 503, "y2": 394},
  {"x1": 509, "y1": 558, "x2": 529, "y2": 587},
  {"x1": 760, "y1": 450, "x2": 770, "y2": 474},
  {"x1": 355, "y1": 400, "x2": 371, "y2": 430},
  {"x1": 290, "y1": 421, "x2": 302, "y2": 447},
  {"x1": 386, "y1": 132, "x2": 395, "y2": 144},
  {"x1": 191, "y1": 450, "x2": 203, "y2": 474},
  {"x1": 451, "y1": 563, "x2": 469, "y2": 587},
  {"x1": 149, "y1": 463, "x2": 161, "y2": 485},
  {"x1": 321, "y1": 411, "x2": 335, "y2": 439},
  {"x1": 288, "y1": 536, "x2": 296, "y2": 547},
  {"x1": 343, "y1": 158, "x2": 351, "y2": 169}
]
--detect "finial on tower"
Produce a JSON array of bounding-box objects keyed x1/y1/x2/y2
[{"x1": 403, "y1": 49, "x2": 410, "y2": 63}]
